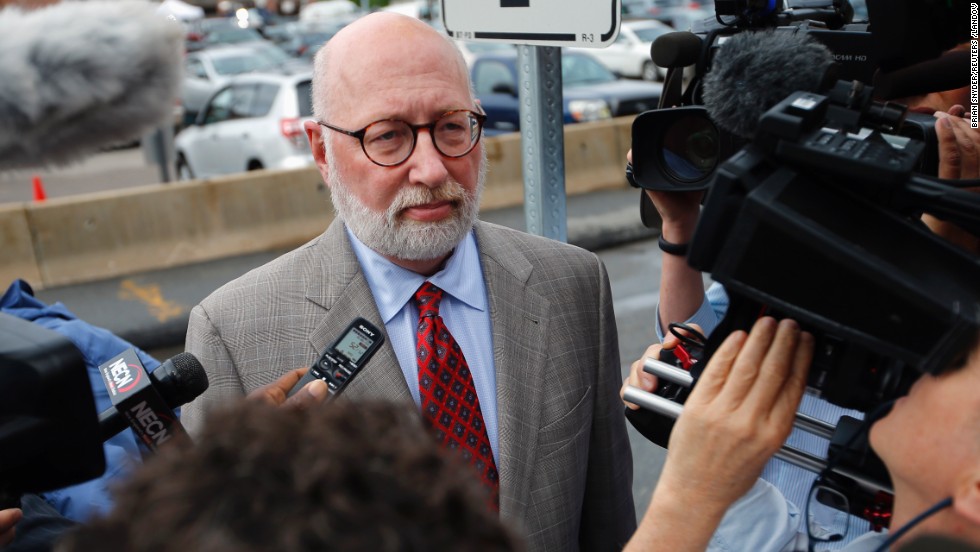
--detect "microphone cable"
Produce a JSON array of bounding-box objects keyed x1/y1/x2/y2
[{"x1": 871, "y1": 497, "x2": 954, "y2": 552}]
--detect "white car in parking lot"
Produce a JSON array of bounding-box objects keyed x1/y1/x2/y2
[
  {"x1": 181, "y1": 42, "x2": 311, "y2": 122},
  {"x1": 175, "y1": 72, "x2": 315, "y2": 180},
  {"x1": 570, "y1": 19, "x2": 674, "y2": 81}
]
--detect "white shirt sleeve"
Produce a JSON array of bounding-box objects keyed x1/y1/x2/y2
[{"x1": 708, "y1": 478, "x2": 807, "y2": 552}]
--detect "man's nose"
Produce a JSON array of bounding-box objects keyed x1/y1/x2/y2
[{"x1": 407, "y1": 129, "x2": 450, "y2": 187}]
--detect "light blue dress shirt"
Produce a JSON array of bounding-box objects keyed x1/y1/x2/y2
[
  {"x1": 711, "y1": 479, "x2": 890, "y2": 552},
  {"x1": 346, "y1": 227, "x2": 499, "y2": 464}
]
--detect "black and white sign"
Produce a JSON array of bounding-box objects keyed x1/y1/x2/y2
[{"x1": 442, "y1": 0, "x2": 620, "y2": 48}]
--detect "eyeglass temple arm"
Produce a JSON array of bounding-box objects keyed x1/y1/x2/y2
[{"x1": 623, "y1": 384, "x2": 893, "y2": 497}]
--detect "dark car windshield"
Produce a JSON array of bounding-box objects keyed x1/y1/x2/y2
[
  {"x1": 631, "y1": 25, "x2": 670, "y2": 42},
  {"x1": 561, "y1": 54, "x2": 616, "y2": 86},
  {"x1": 211, "y1": 45, "x2": 291, "y2": 76},
  {"x1": 465, "y1": 42, "x2": 513, "y2": 54},
  {"x1": 205, "y1": 27, "x2": 265, "y2": 45}
]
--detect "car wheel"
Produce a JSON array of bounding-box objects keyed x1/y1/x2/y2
[
  {"x1": 642, "y1": 61, "x2": 660, "y2": 82},
  {"x1": 176, "y1": 154, "x2": 195, "y2": 181},
  {"x1": 247, "y1": 160, "x2": 264, "y2": 171}
]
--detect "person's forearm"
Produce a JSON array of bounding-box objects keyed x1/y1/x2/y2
[
  {"x1": 922, "y1": 213, "x2": 980, "y2": 254},
  {"x1": 658, "y1": 218, "x2": 705, "y2": 332},
  {"x1": 624, "y1": 482, "x2": 729, "y2": 552}
]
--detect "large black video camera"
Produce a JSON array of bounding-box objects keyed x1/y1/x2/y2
[
  {"x1": 695, "y1": 78, "x2": 979, "y2": 525},
  {"x1": 692, "y1": 80, "x2": 980, "y2": 410},
  {"x1": 629, "y1": 0, "x2": 969, "y2": 191},
  {"x1": 627, "y1": 0, "x2": 978, "y2": 410},
  {"x1": 624, "y1": 0, "x2": 979, "y2": 526},
  {"x1": 0, "y1": 314, "x2": 105, "y2": 509}
]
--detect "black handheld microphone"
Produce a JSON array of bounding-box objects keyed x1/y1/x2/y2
[{"x1": 97, "y1": 351, "x2": 208, "y2": 450}]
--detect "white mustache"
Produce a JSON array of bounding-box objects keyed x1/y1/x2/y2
[{"x1": 387, "y1": 182, "x2": 467, "y2": 220}]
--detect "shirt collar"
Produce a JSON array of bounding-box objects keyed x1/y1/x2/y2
[{"x1": 345, "y1": 226, "x2": 486, "y2": 323}]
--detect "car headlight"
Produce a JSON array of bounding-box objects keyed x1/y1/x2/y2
[{"x1": 568, "y1": 99, "x2": 612, "y2": 122}]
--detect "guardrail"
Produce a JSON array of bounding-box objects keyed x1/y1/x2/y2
[{"x1": 1, "y1": 116, "x2": 634, "y2": 289}]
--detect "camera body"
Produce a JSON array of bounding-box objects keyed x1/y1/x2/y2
[
  {"x1": 1, "y1": 313, "x2": 104, "y2": 508},
  {"x1": 690, "y1": 85, "x2": 980, "y2": 410},
  {"x1": 629, "y1": 0, "x2": 963, "y2": 192},
  {"x1": 630, "y1": 87, "x2": 980, "y2": 523}
]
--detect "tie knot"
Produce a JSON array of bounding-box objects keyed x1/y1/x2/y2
[{"x1": 414, "y1": 281, "x2": 444, "y2": 318}]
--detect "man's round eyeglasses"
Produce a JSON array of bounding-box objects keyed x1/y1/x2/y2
[{"x1": 317, "y1": 109, "x2": 487, "y2": 167}]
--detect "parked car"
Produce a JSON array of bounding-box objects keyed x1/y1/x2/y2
[
  {"x1": 202, "y1": 25, "x2": 267, "y2": 46},
  {"x1": 174, "y1": 72, "x2": 315, "y2": 180},
  {"x1": 569, "y1": 19, "x2": 673, "y2": 81},
  {"x1": 454, "y1": 39, "x2": 515, "y2": 67},
  {"x1": 185, "y1": 16, "x2": 267, "y2": 51},
  {"x1": 181, "y1": 42, "x2": 310, "y2": 122},
  {"x1": 649, "y1": 4, "x2": 714, "y2": 31},
  {"x1": 298, "y1": 0, "x2": 358, "y2": 26},
  {"x1": 622, "y1": 0, "x2": 714, "y2": 28},
  {"x1": 281, "y1": 23, "x2": 346, "y2": 59},
  {"x1": 471, "y1": 50, "x2": 662, "y2": 134}
]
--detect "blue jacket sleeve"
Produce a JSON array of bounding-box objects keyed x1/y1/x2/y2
[{"x1": 1, "y1": 279, "x2": 159, "y2": 522}]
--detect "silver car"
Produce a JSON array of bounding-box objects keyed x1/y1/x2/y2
[
  {"x1": 181, "y1": 42, "x2": 309, "y2": 122},
  {"x1": 175, "y1": 72, "x2": 315, "y2": 180},
  {"x1": 568, "y1": 19, "x2": 674, "y2": 81}
]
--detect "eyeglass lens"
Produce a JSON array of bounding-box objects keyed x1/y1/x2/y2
[{"x1": 362, "y1": 111, "x2": 481, "y2": 165}]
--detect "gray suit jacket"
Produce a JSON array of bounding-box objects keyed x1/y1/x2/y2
[{"x1": 182, "y1": 219, "x2": 636, "y2": 551}]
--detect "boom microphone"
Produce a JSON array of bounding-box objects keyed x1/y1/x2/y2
[
  {"x1": 98, "y1": 351, "x2": 208, "y2": 447},
  {"x1": 0, "y1": 0, "x2": 183, "y2": 169},
  {"x1": 702, "y1": 30, "x2": 837, "y2": 138}
]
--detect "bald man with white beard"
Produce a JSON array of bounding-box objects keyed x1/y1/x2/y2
[{"x1": 180, "y1": 13, "x2": 635, "y2": 551}]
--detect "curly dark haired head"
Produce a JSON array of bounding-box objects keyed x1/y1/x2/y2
[{"x1": 57, "y1": 400, "x2": 522, "y2": 552}]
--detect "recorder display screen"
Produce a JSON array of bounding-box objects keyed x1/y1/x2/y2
[{"x1": 336, "y1": 328, "x2": 373, "y2": 363}]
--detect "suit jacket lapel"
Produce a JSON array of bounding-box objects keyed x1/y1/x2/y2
[
  {"x1": 304, "y1": 220, "x2": 412, "y2": 403},
  {"x1": 475, "y1": 222, "x2": 550, "y2": 522}
]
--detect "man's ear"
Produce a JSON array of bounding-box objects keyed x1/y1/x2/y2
[
  {"x1": 304, "y1": 120, "x2": 327, "y2": 164},
  {"x1": 952, "y1": 469, "x2": 980, "y2": 525},
  {"x1": 303, "y1": 120, "x2": 332, "y2": 185}
]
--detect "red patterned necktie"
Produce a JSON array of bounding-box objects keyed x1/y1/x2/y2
[{"x1": 414, "y1": 281, "x2": 499, "y2": 510}]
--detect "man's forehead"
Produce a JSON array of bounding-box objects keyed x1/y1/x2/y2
[
  {"x1": 329, "y1": 12, "x2": 451, "y2": 60},
  {"x1": 327, "y1": 48, "x2": 470, "y2": 123}
]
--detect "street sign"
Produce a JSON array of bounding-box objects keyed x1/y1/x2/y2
[{"x1": 441, "y1": 0, "x2": 620, "y2": 48}]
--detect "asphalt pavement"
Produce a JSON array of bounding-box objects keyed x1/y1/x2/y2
[{"x1": 33, "y1": 186, "x2": 658, "y2": 355}]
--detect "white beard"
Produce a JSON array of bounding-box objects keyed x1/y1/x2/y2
[{"x1": 325, "y1": 142, "x2": 486, "y2": 262}]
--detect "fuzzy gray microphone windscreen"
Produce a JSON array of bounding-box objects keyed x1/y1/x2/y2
[
  {"x1": 0, "y1": 1, "x2": 184, "y2": 169},
  {"x1": 702, "y1": 30, "x2": 836, "y2": 138}
]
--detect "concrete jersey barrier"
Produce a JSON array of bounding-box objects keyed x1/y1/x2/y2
[{"x1": 1, "y1": 116, "x2": 635, "y2": 290}]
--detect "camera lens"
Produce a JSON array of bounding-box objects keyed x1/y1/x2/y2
[{"x1": 661, "y1": 115, "x2": 720, "y2": 183}]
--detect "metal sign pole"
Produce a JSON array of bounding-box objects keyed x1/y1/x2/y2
[
  {"x1": 442, "y1": 0, "x2": 620, "y2": 241},
  {"x1": 517, "y1": 44, "x2": 567, "y2": 242}
]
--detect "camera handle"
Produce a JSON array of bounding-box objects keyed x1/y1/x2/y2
[{"x1": 623, "y1": 384, "x2": 892, "y2": 499}]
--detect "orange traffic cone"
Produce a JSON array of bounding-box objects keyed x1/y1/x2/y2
[{"x1": 32, "y1": 175, "x2": 47, "y2": 202}]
